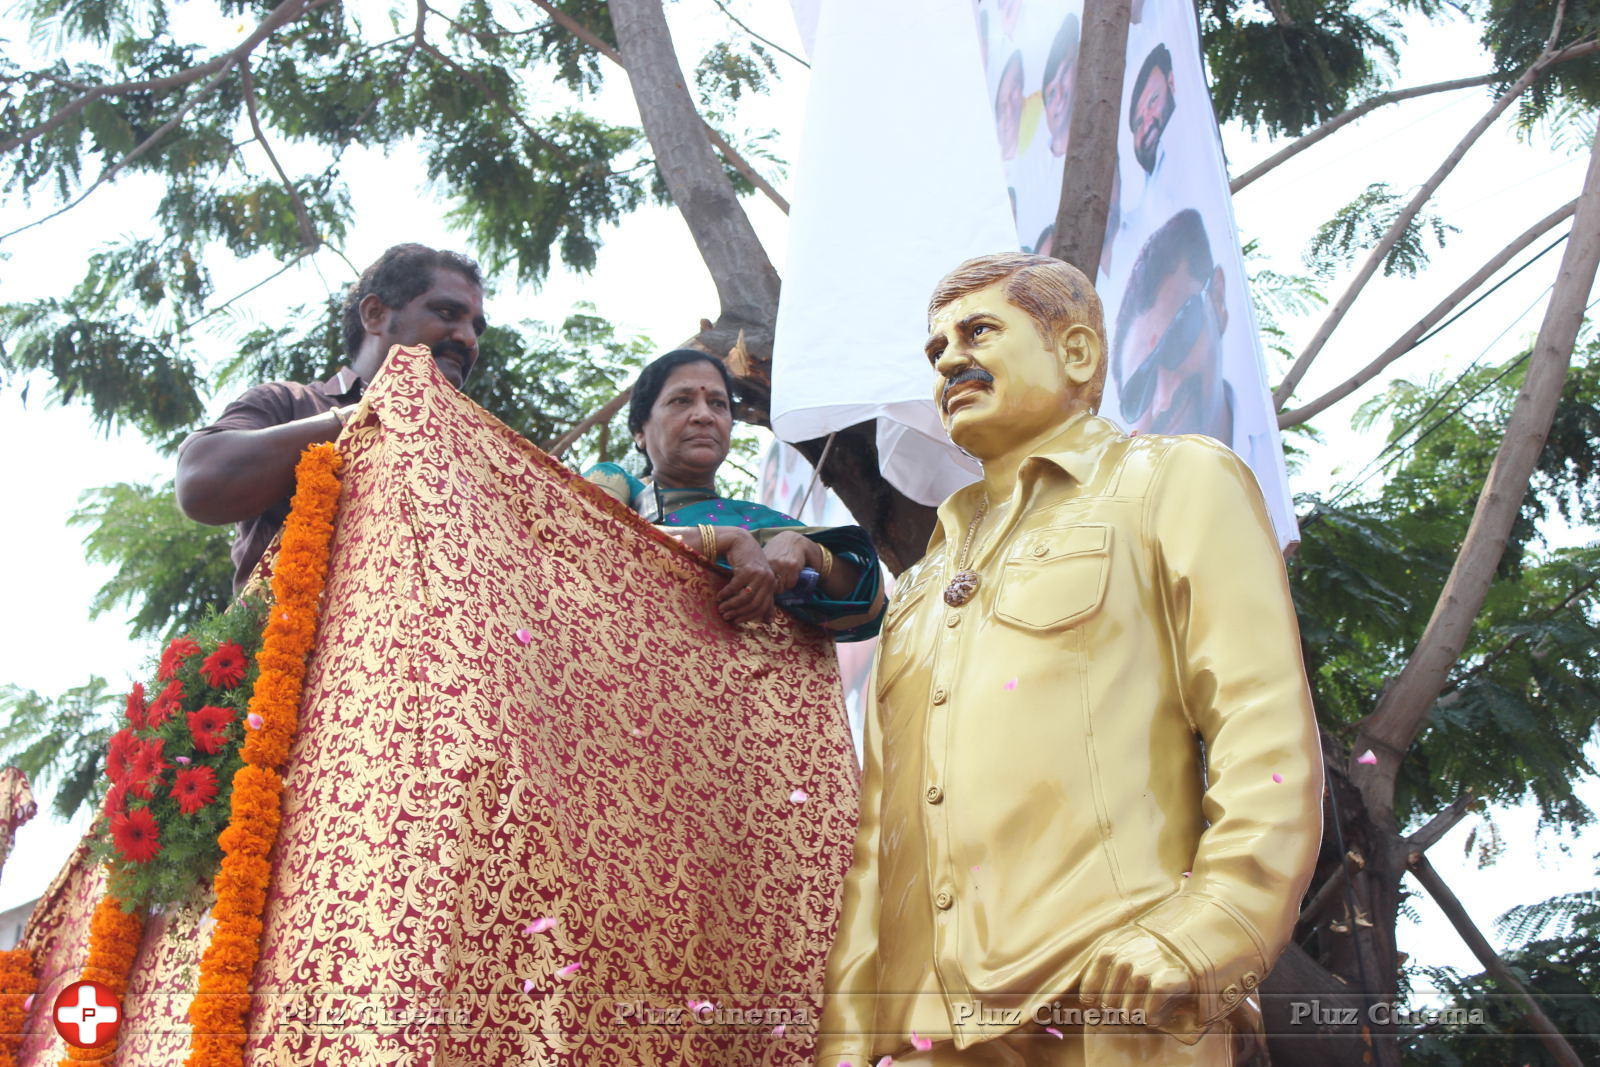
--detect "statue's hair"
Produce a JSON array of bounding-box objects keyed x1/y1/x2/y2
[{"x1": 927, "y1": 252, "x2": 1106, "y2": 409}]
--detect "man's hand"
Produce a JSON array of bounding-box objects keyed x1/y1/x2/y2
[
  {"x1": 1076, "y1": 926, "x2": 1192, "y2": 1028},
  {"x1": 717, "y1": 527, "x2": 778, "y2": 624}
]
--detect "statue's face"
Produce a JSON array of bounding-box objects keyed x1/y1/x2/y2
[{"x1": 927, "y1": 282, "x2": 1078, "y2": 460}]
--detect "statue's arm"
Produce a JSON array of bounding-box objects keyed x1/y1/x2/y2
[{"x1": 1133, "y1": 436, "x2": 1324, "y2": 1030}]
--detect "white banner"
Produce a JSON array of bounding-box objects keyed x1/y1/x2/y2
[{"x1": 774, "y1": 0, "x2": 1298, "y2": 547}]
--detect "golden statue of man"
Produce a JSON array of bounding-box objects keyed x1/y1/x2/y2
[{"x1": 816, "y1": 254, "x2": 1322, "y2": 1066}]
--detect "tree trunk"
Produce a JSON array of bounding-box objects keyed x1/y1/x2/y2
[
  {"x1": 609, "y1": 0, "x2": 780, "y2": 337},
  {"x1": 1052, "y1": 0, "x2": 1131, "y2": 274}
]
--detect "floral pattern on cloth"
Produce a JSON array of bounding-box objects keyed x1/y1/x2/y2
[{"x1": 19, "y1": 345, "x2": 860, "y2": 1065}]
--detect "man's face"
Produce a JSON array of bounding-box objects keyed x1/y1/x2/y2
[
  {"x1": 1131, "y1": 68, "x2": 1175, "y2": 174},
  {"x1": 927, "y1": 282, "x2": 1076, "y2": 460},
  {"x1": 996, "y1": 61, "x2": 1024, "y2": 161},
  {"x1": 1119, "y1": 267, "x2": 1227, "y2": 435},
  {"x1": 376, "y1": 268, "x2": 487, "y2": 389},
  {"x1": 1043, "y1": 57, "x2": 1076, "y2": 154}
]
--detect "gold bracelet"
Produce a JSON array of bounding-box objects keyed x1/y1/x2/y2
[
  {"x1": 816, "y1": 544, "x2": 835, "y2": 579},
  {"x1": 699, "y1": 523, "x2": 718, "y2": 562}
]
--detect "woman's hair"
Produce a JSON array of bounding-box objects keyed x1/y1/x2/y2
[{"x1": 627, "y1": 350, "x2": 739, "y2": 473}]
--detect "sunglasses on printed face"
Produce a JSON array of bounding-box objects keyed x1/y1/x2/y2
[{"x1": 1120, "y1": 276, "x2": 1219, "y2": 424}]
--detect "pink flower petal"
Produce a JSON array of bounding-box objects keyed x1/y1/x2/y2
[
  {"x1": 174, "y1": 756, "x2": 191, "y2": 765},
  {"x1": 522, "y1": 978, "x2": 535, "y2": 993},
  {"x1": 910, "y1": 1032, "x2": 932, "y2": 1052},
  {"x1": 1003, "y1": 678, "x2": 1017, "y2": 690},
  {"x1": 246, "y1": 713, "x2": 264, "y2": 730},
  {"x1": 1045, "y1": 1026, "x2": 1064, "y2": 1039},
  {"x1": 514, "y1": 628, "x2": 533, "y2": 646},
  {"x1": 877, "y1": 1058, "x2": 897, "y2": 1067},
  {"x1": 789, "y1": 788, "x2": 809, "y2": 804},
  {"x1": 630, "y1": 727, "x2": 645, "y2": 738},
  {"x1": 771, "y1": 1023, "x2": 786, "y2": 1037},
  {"x1": 22, "y1": 994, "x2": 33, "y2": 1011},
  {"x1": 1357, "y1": 749, "x2": 1378, "y2": 765},
  {"x1": 523, "y1": 917, "x2": 556, "y2": 936},
  {"x1": 1182, "y1": 871, "x2": 1191, "y2": 878},
  {"x1": 1271, "y1": 773, "x2": 1284, "y2": 784},
  {"x1": 555, "y1": 962, "x2": 582, "y2": 979}
]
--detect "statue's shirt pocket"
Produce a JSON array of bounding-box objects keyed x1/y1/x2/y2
[{"x1": 994, "y1": 523, "x2": 1112, "y2": 631}]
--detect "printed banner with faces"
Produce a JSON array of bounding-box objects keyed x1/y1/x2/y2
[
  {"x1": 772, "y1": 0, "x2": 1296, "y2": 546},
  {"x1": 978, "y1": 0, "x2": 1295, "y2": 542}
]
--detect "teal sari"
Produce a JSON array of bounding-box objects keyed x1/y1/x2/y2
[{"x1": 584, "y1": 462, "x2": 885, "y2": 641}]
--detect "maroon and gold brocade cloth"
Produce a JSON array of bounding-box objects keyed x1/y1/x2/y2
[{"x1": 21, "y1": 345, "x2": 860, "y2": 1065}]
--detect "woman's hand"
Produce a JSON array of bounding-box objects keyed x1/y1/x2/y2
[
  {"x1": 761, "y1": 530, "x2": 817, "y2": 593},
  {"x1": 660, "y1": 525, "x2": 703, "y2": 556},
  {"x1": 718, "y1": 527, "x2": 778, "y2": 624}
]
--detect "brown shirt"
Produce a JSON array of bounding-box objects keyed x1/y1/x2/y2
[{"x1": 179, "y1": 368, "x2": 363, "y2": 591}]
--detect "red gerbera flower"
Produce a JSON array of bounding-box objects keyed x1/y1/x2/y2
[
  {"x1": 187, "y1": 705, "x2": 236, "y2": 755},
  {"x1": 171, "y1": 765, "x2": 220, "y2": 814},
  {"x1": 199, "y1": 641, "x2": 248, "y2": 690},
  {"x1": 126, "y1": 738, "x2": 167, "y2": 799},
  {"x1": 103, "y1": 782, "x2": 128, "y2": 821},
  {"x1": 124, "y1": 682, "x2": 147, "y2": 729},
  {"x1": 157, "y1": 636, "x2": 201, "y2": 681},
  {"x1": 110, "y1": 806, "x2": 161, "y2": 863},
  {"x1": 146, "y1": 679, "x2": 184, "y2": 729},
  {"x1": 105, "y1": 728, "x2": 137, "y2": 784}
]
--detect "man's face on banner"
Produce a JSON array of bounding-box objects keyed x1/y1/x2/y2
[
  {"x1": 1132, "y1": 65, "x2": 1175, "y2": 174},
  {"x1": 995, "y1": 56, "x2": 1025, "y2": 161},
  {"x1": 1044, "y1": 55, "x2": 1076, "y2": 156},
  {"x1": 1120, "y1": 264, "x2": 1230, "y2": 438}
]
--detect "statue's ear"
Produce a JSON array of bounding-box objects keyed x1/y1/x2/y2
[{"x1": 1059, "y1": 323, "x2": 1102, "y2": 391}]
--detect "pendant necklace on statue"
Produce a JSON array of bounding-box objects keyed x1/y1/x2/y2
[{"x1": 944, "y1": 496, "x2": 989, "y2": 606}]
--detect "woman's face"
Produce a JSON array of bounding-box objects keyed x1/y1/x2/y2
[{"x1": 635, "y1": 360, "x2": 733, "y2": 487}]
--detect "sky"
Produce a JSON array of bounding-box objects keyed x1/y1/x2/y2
[{"x1": 0, "y1": 0, "x2": 1596, "y2": 992}]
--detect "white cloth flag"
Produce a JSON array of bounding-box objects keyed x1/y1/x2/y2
[{"x1": 775, "y1": 0, "x2": 1298, "y2": 547}]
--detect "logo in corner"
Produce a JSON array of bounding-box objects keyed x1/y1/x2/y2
[{"x1": 52, "y1": 980, "x2": 122, "y2": 1049}]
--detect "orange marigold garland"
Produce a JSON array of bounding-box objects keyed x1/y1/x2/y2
[
  {"x1": 186, "y1": 442, "x2": 342, "y2": 1067},
  {"x1": 0, "y1": 947, "x2": 37, "y2": 1067},
  {"x1": 58, "y1": 897, "x2": 143, "y2": 1064}
]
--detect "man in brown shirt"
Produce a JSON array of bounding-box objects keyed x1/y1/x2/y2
[{"x1": 177, "y1": 243, "x2": 487, "y2": 589}]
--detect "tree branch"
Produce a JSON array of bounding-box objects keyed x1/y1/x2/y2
[
  {"x1": 1052, "y1": 0, "x2": 1131, "y2": 275},
  {"x1": 0, "y1": 0, "x2": 326, "y2": 156},
  {"x1": 1352, "y1": 124, "x2": 1600, "y2": 819},
  {"x1": 1410, "y1": 858, "x2": 1586, "y2": 1067},
  {"x1": 1439, "y1": 572, "x2": 1600, "y2": 696},
  {"x1": 239, "y1": 58, "x2": 318, "y2": 252},
  {"x1": 1230, "y1": 74, "x2": 1496, "y2": 193},
  {"x1": 1299, "y1": 792, "x2": 1476, "y2": 933},
  {"x1": 546, "y1": 386, "x2": 632, "y2": 457},
  {"x1": 0, "y1": 0, "x2": 338, "y2": 245},
  {"x1": 525, "y1": 0, "x2": 789, "y2": 214},
  {"x1": 1272, "y1": 48, "x2": 1562, "y2": 408},
  {"x1": 1278, "y1": 199, "x2": 1578, "y2": 427},
  {"x1": 708, "y1": 0, "x2": 809, "y2": 67}
]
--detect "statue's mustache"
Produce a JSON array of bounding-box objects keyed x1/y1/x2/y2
[{"x1": 942, "y1": 366, "x2": 995, "y2": 408}]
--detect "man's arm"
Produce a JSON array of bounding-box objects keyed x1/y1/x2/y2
[
  {"x1": 814, "y1": 669, "x2": 885, "y2": 1067},
  {"x1": 1116, "y1": 437, "x2": 1323, "y2": 1033},
  {"x1": 176, "y1": 389, "x2": 350, "y2": 525}
]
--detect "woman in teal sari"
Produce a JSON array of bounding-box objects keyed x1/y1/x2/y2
[{"x1": 585, "y1": 349, "x2": 885, "y2": 641}]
